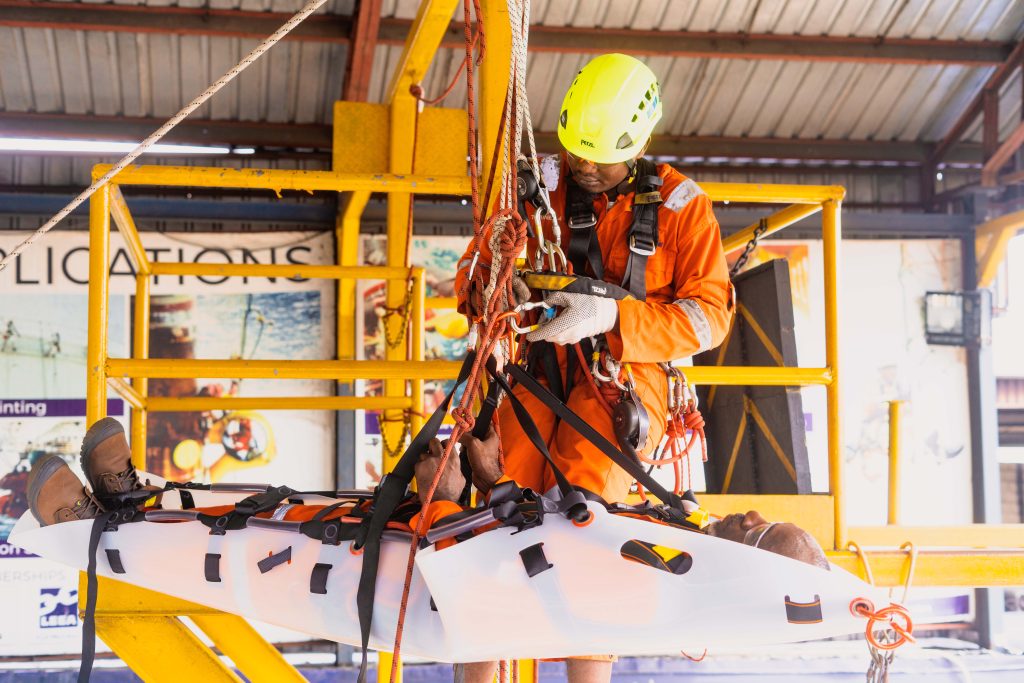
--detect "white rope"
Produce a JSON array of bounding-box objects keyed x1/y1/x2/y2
[{"x1": 0, "y1": 0, "x2": 330, "y2": 273}]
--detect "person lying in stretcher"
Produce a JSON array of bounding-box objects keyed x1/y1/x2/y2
[{"x1": 28, "y1": 418, "x2": 829, "y2": 572}]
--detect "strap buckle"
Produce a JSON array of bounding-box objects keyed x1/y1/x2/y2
[
  {"x1": 568, "y1": 213, "x2": 597, "y2": 230},
  {"x1": 629, "y1": 233, "x2": 656, "y2": 256}
]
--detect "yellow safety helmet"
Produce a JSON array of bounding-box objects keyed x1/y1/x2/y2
[{"x1": 557, "y1": 54, "x2": 662, "y2": 165}]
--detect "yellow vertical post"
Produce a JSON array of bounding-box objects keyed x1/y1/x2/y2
[
  {"x1": 378, "y1": 4, "x2": 459, "y2": 679},
  {"x1": 888, "y1": 400, "x2": 903, "y2": 525},
  {"x1": 516, "y1": 659, "x2": 538, "y2": 683},
  {"x1": 87, "y1": 184, "x2": 111, "y2": 426},
  {"x1": 478, "y1": 0, "x2": 512, "y2": 192},
  {"x1": 130, "y1": 273, "x2": 150, "y2": 468},
  {"x1": 411, "y1": 267, "x2": 426, "y2": 437},
  {"x1": 822, "y1": 198, "x2": 846, "y2": 549},
  {"x1": 338, "y1": 191, "x2": 371, "y2": 362}
]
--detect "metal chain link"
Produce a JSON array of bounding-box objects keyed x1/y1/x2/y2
[
  {"x1": 729, "y1": 217, "x2": 769, "y2": 278},
  {"x1": 381, "y1": 278, "x2": 415, "y2": 350},
  {"x1": 378, "y1": 411, "x2": 411, "y2": 461}
]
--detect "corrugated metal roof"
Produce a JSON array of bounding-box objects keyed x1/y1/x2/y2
[{"x1": 1, "y1": 0, "x2": 1023, "y2": 191}]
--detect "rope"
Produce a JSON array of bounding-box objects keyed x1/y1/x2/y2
[{"x1": 0, "y1": 0, "x2": 330, "y2": 273}]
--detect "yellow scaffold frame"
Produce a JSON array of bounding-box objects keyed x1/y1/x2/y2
[{"x1": 76, "y1": 0, "x2": 1024, "y2": 680}]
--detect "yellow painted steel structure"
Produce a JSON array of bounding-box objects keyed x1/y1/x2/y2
[
  {"x1": 888, "y1": 400, "x2": 903, "y2": 525},
  {"x1": 975, "y1": 207, "x2": 1024, "y2": 288},
  {"x1": 75, "y1": 0, "x2": 1024, "y2": 678}
]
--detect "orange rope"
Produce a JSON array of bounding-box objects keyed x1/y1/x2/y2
[{"x1": 850, "y1": 599, "x2": 916, "y2": 651}]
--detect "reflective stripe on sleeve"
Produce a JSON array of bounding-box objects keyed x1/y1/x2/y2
[
  {"x1": 674, "y1": 298, "x2": 713, "y2": 353},
  {"x1": 663, "y1": 179, "x2": 705, "y2": 212}
]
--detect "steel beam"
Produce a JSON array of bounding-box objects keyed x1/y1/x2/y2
[
  {"x1": 0, "y1": 2, "x2": 1012, "y2": 65},
  {"x1": 0, "y1": 112, "x2": 986, "y2": 165},
  {"x1": 982, "y1": 120, "x2": 1024, "y2": 187},
  {"x1": 929, "y1": 41, "x2": 1024, "y2": 167},
  {"x1": 342, "y1": 0, "x2": 383, "y2": 102}
]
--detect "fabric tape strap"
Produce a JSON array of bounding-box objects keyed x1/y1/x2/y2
[
  {"x1": 507, "y1": 364, "x2": 684, "y2": 512},
  {"x1": 79, "y1": 510, "x2": 118, "y2": 683},
  {"x1": 353, "y1": 351, "x2": 477, "y2": 683}
]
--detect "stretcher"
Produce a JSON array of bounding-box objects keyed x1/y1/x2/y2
[{"x1": 11, "y1": 477, "x2": 886, "y2": 662}]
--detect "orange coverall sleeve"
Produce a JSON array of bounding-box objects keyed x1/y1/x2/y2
[{"x1": 608, "y1": 194, "x2": 733, "y2": 363}]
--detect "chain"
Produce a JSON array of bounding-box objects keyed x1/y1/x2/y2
[
  {"x1": 729, "y1": 217, "x2": 769, "y2": 278},
  {"x1": 381, "y1": 278, "x2": 415, "y2": 350},
  {"x1": 378, "y1": 411, "x2": 411, "y2": 461}
]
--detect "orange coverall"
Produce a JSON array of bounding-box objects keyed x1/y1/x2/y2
[{"x1": 454, "y1": 154, "x2": 733, "y2": 503}]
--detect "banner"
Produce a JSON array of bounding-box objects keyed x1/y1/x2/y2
[{"x1": 1, "y1": 229, "x2": 336, "y2": 654}]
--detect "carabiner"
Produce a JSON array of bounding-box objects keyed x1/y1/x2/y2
[{"x1": 510, "y1": 300, "x2": 553, "y2": 334}]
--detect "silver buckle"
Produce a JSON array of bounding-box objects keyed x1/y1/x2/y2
[
  {"x1": 629, "y1": 234, "x2": 656, "y2": 256},
  {"x1": 568, "y1": 214, "x2": 597, "y2": 230}
]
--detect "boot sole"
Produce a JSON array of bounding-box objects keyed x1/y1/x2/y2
[
  {"x1": 80, "y1": 417, "x2": 125, "y2": 489},
  {"x1": 27, "y1": 454, "x2": 70, "y2": 526}
]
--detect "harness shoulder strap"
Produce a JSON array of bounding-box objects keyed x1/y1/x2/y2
[
  {"x1": 621, "y1": 157, "x2": 662, "y2": 301},
  {"x1": 564, "y1": 177, "x2": 604, "y2": 281}
]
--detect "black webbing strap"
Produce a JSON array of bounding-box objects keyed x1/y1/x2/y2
[
  {"x1": 620, "y1": 157, "x2": 662, "y2": 301},
  {"x1": 506, "y1": 363, "x2": 686, "y2": 513},
  {"x1": 257, "y1": 546, "x2": 293, "y2": 574},
  {"x1": 104, "y1": 549, "x2": 125, "y2": 575},
  {"x1": 526, "y1": 340, "x2": 564, "y2": 403},
  {"x1": 310, "y1": 563, "x2": 332, "y2": 595},
  {"x1": 79, "y1": 510, "x2": 118, "y2": 683},
  {"x1": 205, "y1": 553, "x2": 222, "y2": 583},
  {"x1": 519, "y1": 543, "x2": 553, "y2": 578},
  {"x1": 565, "y1": 177, "x2": 604, "y2": 281},
  {"x1": 196, "y1": 485, "x2": 297, "y2": 535},
  {"x1": 486, "y1": 370, "x2": 588, "y2": 521},
  {"x1": 353, "y1": 352, "x2": 478, "y2": 683}
]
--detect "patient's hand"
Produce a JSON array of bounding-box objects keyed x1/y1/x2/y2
[
  {"x1": 414, "y1": 438, "x2": 466, "y2": 503},
  {"x1": 460, "y1": 426, "x2": 503, "y2": 495}
]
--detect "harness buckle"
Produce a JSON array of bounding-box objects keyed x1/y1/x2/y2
[
  {"x1": 568, "y1": 213, "x2": 597, "y2": 230},
  {"x1": 629, "y1": 233, "x2": 657, "y2": 256}
]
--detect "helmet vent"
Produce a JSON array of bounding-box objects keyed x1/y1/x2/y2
[
  {"x1": 560, "y1": 110, "x2": 568, "y2": 128},
  {"x1": 638, "y1": 101, "x2": 646, "y2": 111},
  {"x1": 616, "y1": 133, "x2": 633, "y2": 150}
]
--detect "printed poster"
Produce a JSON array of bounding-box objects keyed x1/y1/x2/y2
[{"x1": 1, "y1": 229, "x2": 336, "y2": 654}]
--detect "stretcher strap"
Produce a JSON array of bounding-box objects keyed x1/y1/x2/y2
[
  {"x1": 487, "y1": 369, "x2": 589, "y2": 521},
  {"x1": 353, "y1": 352, "x2": 477, "y2": 683},
  {"x1": 79, "y1": 510, "x2": 118, "y2": 683},
  {"x1": 506, "y1": 364, "x2": 686, "y2": 514},
  {"x1": 310, "y1": 563, "x2": 332, "y2": 595},
  {"x1": 257, "y1": 546, "x2": 293, "y2": 574}
]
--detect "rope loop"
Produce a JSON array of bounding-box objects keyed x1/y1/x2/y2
[{"x1": 851, "y1": 600, "x2": 916, "y2": 651}]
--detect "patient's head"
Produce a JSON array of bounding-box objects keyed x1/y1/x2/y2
[{"x1": 707, "y1": 510, "x2": 830, "y2": 570}]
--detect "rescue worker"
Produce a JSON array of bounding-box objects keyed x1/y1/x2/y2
[
  {"x1": 455, "y1": 53, "x2": 732, "y2": 506},
  {"x1": 453, "y1": 52, "x2": 733, "y2": 683}
]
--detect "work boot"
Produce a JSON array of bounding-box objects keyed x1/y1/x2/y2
[
  {"x1": 80, "y1": 417, "x2": 150, "y2": 502},
  {"x1": 28, "y1": 455, "x2": 105, "y2": 526}
]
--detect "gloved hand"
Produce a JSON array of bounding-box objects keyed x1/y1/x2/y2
[
  {"x1": 525, "y1": 291, "x2": 618, "y2": 345},
  {"x1": 414, "y1": 438, "x2": 466, "y2": 503},
  {"x1": 459, "y1": 425, "x2": 503, "y2": 494}
]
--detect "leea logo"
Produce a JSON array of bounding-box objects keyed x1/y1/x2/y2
[{"x1": 39, "y1": 587, "x2": 79, "y2": 629}]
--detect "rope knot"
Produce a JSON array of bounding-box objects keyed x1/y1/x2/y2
[{"x1": 451, "y1": 406, "x2": 476, "y2": 433}]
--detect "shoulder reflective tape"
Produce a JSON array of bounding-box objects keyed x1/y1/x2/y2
[
  {"x1": 105, "y1": 549, "x2": 126, "y2": 574},
  {"x1": 310, "y1": 562, "x2": 332, "y2": 595},
  {"x1": 519, "y1": 542, "x2": 553, "y2": 578},
  {"x1": 541, "y1": 155, "x2": 561, "y2": 192},
  {"x1": 258, "y1": 546, "x2": 293, "y2": 574},
  {"x1": 674, "y1": 298, "x2": 712, "y2": 352},
  {"x1": 663, "y1": 179, "x2": 705, "y2": 212},
  {"x1": 205, "y1": 553, "x2": 222, "y2": 583}
]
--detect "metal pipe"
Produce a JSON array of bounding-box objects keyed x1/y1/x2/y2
[
  {"x1": 702, "y1": 182, "x2": 846, "y2": 204},
  {"x1": 149, "y1": 262, "x2": 412, "y2": 280},
  {"x1": 131, "y1": 274, "x2": 150, "y2": 469},
  {"x1": 107, "y1": 358, "x2": 462, "y2": 381},
  {"x1": 426, "y1": 296, "x2": 458, "y2": 310},
  {"x1": 108, "y1": 185, "x2": 152, "y2": 275},
  {"x1": 888, "y1": 400, "x2": 903, "y2": 525},
  {"x1": 721, "y1": 203, "x2": 823, "y2": 254},
  {"x1": 822, "y1": 199, "x2": 846, "y2": 549},
  {"x1": 92, "y1": 164, "x2": 471, "y2": 195},
  {"x1": 672, "y1": 365, "x2": 834, "y2": 385},
  {"x1": 86, "y1": 184, "x2": 110, "y2": 426},
  {"x1": 338, "y1": 192, "x2": 370, "y2": 362},
  {"x1": 146, "y1": 396, "x2": 414, "y2": 411},
  {"x1": 107, "y1": 377, "x2": 146, "y2": 411}
]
